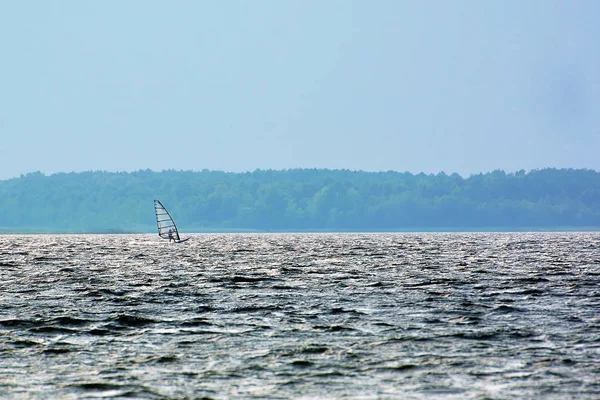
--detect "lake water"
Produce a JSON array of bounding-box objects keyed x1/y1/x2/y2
[{"x1": 1, "y1": 233, "x2": 599, "y2": 399}]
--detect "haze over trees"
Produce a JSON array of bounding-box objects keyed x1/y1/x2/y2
[{"x1": 0, "y1": 168, "x2": 598, "y2": 233}]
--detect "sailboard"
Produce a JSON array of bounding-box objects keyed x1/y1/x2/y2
[{"x1": 153, "y1": 200, "x2": 190, "y2": 243}]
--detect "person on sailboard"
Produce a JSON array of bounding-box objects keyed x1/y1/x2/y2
[{"x1": 168, "y1": 228, "x2": 174, "y2": 243}]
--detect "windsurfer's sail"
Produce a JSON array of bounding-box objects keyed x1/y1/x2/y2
[{"x1": 153, "y1": 200, "x2": 189, "y2": 243}]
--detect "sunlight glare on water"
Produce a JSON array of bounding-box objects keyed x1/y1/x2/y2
[{"x1": 0, "y1": 233, "x2": 599, "y2": 399}]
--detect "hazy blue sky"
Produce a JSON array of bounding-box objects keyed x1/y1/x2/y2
[{"x1": 1, "y1": 1, "x2": 598, "y2": 179}]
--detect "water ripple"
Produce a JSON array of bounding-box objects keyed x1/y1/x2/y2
[{"x1": 0, "y1": 232, "x2": 599, "y2": 398}]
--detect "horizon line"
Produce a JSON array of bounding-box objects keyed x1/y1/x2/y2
[{"x1": 3, "y1": 166, "x2": 599, "y2": 182}]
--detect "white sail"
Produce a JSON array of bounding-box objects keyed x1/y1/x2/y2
[{"x1": 154, "y1": 200, "x2": 186, "y2": 242}]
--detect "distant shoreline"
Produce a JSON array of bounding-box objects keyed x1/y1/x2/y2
[{"x1": 3, "y1": 169, "x2": 599, "y2": 233}]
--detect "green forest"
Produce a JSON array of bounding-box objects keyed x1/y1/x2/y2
[{"x1": 0, "y1": 168, "x2": 599, "y2": 233}]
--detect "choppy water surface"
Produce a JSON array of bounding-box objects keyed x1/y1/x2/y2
[{"x1": 1, "y1": 233, "x2": 600, "y2": 399}]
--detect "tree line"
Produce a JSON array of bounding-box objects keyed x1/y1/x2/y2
[{"x1": 0, "y1": 168, "x2": 598, "y2": 232}]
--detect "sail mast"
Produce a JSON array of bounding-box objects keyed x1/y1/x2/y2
[{"x1": 154, "y1": 200, "x2": 181, "y2": 241}]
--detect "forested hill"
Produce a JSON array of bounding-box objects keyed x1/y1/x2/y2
[{"x1": 0, "y1": 168, "x2": 599, "y2": 233}]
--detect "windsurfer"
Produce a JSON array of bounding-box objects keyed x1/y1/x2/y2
[{"x1": 168, "y1": 228, "x2": 174, "y2": 243}]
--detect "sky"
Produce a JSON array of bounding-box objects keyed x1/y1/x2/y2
[{"x1": 1, "y1": 1, "x2": 599, "y2": 180}]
